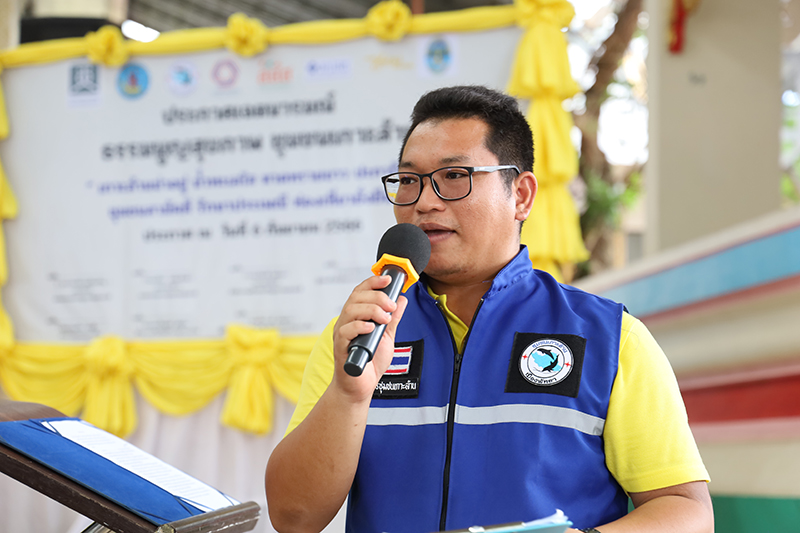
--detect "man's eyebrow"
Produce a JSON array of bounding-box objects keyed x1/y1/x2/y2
[
  {"x1": 398, "y1": 156, "x2": 470, "y2": 170},
  {"x1": 439, "y1": 156, "x2": 469, "y2": 165}
]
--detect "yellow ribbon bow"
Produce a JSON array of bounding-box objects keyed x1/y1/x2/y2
[
  {"x1": 366, "y1": 0, "x2": 413, "y2": 41},
  {"x1": 222, "y1": 325, "x2": 281, "y2": 434},
  {"x1": 225, "y1": 13, "x2": 270, "y2": 57},
  {"x1": 515, "y1": 0, "x2": 576, "y2": 29},
  {"x1": 86, "y1": 25, "x2": 129, "y2": 67},
  {"x1": 509, "y1": 0, "x2": 579, "y2": 99},
  {"x1": 82, "y1": 336, "x2": 136, "y2": 437}
]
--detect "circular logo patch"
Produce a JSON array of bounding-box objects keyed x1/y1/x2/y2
[
  {"x1": 168, "y1": 61, "x2": 198, "y2": 96},
  {"x1": 519, "y1": 339, "x2": 573, "y2": 386},
  {"x1": 426, "y1": 38, "x2": 451, "y2": 73},
  {"x1": 212, "y1": 59, "x2": 239, "y2": 88},
  {"x1": 117, "y1": 63, "x2": 148, "y2": 99}
]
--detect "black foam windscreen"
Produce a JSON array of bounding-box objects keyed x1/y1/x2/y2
[{"x1": 376, "y1": 223, "x2": 431, "y2": 274}]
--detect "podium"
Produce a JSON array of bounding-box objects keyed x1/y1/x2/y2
[{"x1": 0, "y1": 399, "x2": 260, "y2": 533}]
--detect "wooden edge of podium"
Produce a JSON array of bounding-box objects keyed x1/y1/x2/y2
[
  {"x1": 158, "y1": 502, "x2": 261, "y2": 533},
  {"x1": 0, "y1": 398, "x2": 65, "y2": 421},
  {"x1": 0, "y1": 400, "x2": 261, "y2": 533}
]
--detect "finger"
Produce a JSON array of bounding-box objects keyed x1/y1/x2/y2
[
  {"x1": 355, "y1": 274, "x2": 393, "y2": 293},
  {"x1": 343, "y1": 276, "x2": 398, "y2": 313},
  {"x1": 333, "y1": 319, "x2": 380, "y2": 353},
  {"x1": 332, "y1": 276, "x2": 402, "y2": 365},
  {"x1": 370, "y1": 296, "x2": 409, "y2": 374},
  {"x1": 339, "y1": 302, "x2": 394, "y2": 331},
  {"x1": 385, "y1": 295, "x2": 408, "y2": 337}
]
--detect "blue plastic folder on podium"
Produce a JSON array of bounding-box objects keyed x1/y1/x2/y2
[
  {"x1": 441, "y1": 510, "x2": 572, "y2": 533},
  {"x1": 0, "y1": 416, "x2": 238, "y2": 526}
]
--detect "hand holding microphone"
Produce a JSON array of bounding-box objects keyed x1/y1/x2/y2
[{"x1": 343, "y1": 223, "x2": 430, "y2": 377}]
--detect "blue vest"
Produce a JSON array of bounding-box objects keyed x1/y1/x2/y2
[{"x1": 347, "y1": 248, "x2": 627, "y2": 532}]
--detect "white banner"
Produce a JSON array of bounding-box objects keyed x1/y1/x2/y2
[{"x1": 0, "y1": 28, "x2": 521, "y2": 342}]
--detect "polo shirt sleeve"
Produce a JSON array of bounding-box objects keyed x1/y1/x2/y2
[
  {"x1": 603, "y1": 313, "x2": 710, "y2": 493},
  {"x1": 284, "y1": 317, "x2": 337, "y2": 435}
]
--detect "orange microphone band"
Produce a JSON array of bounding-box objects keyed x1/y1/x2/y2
[{"x1": 371, "y1": 253, "x2": 421, "y2": 293}]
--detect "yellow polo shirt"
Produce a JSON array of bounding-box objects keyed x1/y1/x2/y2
[{"x1": 286, "y1": 299, "x2": 709, "y2": 494}]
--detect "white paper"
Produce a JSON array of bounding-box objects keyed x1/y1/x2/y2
[
  {"x1": 45, "y1": 419, "x2": 237, "y2": 511},
  {"x1": 521, "y1": 509, "x2": 569, "y2": 526}
]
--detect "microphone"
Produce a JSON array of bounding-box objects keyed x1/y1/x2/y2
[{"x1": 343, "y1": 223, "x2": 431, "y2": 377}]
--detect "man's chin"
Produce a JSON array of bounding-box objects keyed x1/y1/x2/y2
[{"x1": 422, "y1": 263, "x2": 464, "y2": 283}]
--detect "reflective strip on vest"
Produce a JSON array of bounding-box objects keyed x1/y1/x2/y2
[
  {"x1": 455, "y1": 404, "x2": 605, "y2": 436},
  {"x1": 367, "y1": 404, "x2": 605, "y2": 436},
  {"x1": 367, "y1": 405, "x2": 448, "y2": 426}
]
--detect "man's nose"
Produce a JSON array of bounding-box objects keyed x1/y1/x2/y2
[{"x1": 416, "y1": 176, "x2": 445, "y2": 211}]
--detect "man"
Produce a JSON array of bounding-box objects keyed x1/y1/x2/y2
[{"x1": 265, "y1": 86, "x2": 713, "y2": 533}]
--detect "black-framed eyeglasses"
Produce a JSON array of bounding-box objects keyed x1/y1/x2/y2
[{"x1": 380, "y1": 165, "x2": 520, "y2": 206}]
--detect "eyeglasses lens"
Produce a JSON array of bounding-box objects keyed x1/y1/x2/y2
[{"x1": 384, "y1": 167, "x2": 471, "y2": 205}]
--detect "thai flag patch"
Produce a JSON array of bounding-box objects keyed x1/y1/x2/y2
[
  {"x1": 385, "y1": 345, "x2": 413, "y2": 375},
  {"x1": 373, "y1": 339, "x2": 423, "y2": 399}
]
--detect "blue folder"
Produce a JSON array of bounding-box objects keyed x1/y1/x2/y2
[{"x1": 0, "y1": 417, "x2": 237, "y2": 525}]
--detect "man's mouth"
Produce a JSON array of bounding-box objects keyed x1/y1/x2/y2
[{"x1": 418, "y1": 223, "x2": 454, "y2": 242}]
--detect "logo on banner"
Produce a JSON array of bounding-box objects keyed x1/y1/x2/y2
[
  {"x1": 69, "y1": 64, "x2": 99, "y2": 95},
  {"x1": 68, "y1": 63, "x2": 101, "y2": 107},
  {"x1": 117, "y1": 63, "x2": 149, "y2": 99},
  {"x1": 385, "y1": 345, "x2": 413, "y2": 375},
  {"x1": 418, "y1": 36, "x2": 458, "y2": 77},
  {"x1": 426, "y1": 39, "x2": 451, "y2": 73},
  {"x1": 365, "y1": 54, "x2": 412, "y2": 71},
  {"x1": 167, "y1": 61, "x2": 198, "y2": 96},
  {"x1": 257, "y1": 59, "x2": 293, "y2": 86},
  {"x1": 305, "y1": 58, "x2": 352, "y2": 81},
  {"x1": 212, "y1": 59, "x2": 239, "y2": 88}
]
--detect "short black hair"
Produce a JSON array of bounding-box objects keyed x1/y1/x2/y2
[{"x1": 399, "y1": 85, "x2": 534, "y2": 190}]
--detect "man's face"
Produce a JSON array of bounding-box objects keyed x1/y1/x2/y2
[{"x1": 394, "y1": 117, "x2": 524, "y2": 286}]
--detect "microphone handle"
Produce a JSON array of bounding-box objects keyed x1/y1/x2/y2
[{"x1": 344, "y1": 265, "x2": 407, "y2": 377}]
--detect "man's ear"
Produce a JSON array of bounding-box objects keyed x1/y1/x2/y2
[{"x1": 514, "y1": 171, "x2": 537, "y2": 222}]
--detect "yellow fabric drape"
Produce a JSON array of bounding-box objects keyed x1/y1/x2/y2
[
  {"x1": 0, "y1": 329, "x2": 316, "y2": 437},
  {"x1": 222, "y1": 325, "x2": 316, "y2": 435},
  {"x1": 0, "y1": 0, "x2": 585, "y2": 436},
  {"x1": 0, "y1": 143, "x2": 17, "y2": 351},
  {"x1": 0, "y1": 65, "x2": 8, "y2": 139},
  {"x1": 507, "y1": 0, "x2": 589, "y2": 275}
]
